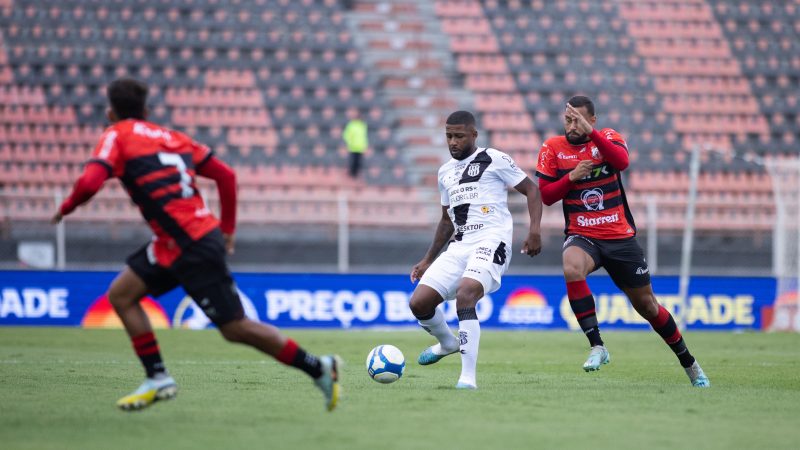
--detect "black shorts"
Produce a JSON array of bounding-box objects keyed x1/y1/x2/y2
[
  {"x1": 563, "y1": 235, "x2": 651, "y2": 289},
  {"x1": 126, "y1": 228, "x2": 244, "y2": 326}
]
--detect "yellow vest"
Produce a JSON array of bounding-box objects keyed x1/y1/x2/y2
[{"x1": 342, "y1": 119, "x2": 368, "y2": 153}]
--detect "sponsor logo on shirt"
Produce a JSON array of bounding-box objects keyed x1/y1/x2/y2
[
  {"x1": 456, "y1": 223, "x2": 484, "y2": 233},
  {"x1": 557, "y1": 152, "x2": 578, "y2": 160},
  {"x1": 448, "y1": 183, "x2": 480, "y2": 206},
  {"x1": 576, "y1": 213, "x2": 619, "y2": 227}
]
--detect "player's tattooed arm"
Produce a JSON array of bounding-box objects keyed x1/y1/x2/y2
[
  {"x1": 514, "y1": 177, "x2": 542, "y2": 257},
  {"x1": 411, "y1": 206, "x2": 454, "y2": 283}
]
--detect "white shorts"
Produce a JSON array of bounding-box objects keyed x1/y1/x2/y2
[{"x1": 419, "y1": 238, "x2": 511, "y2": 300}]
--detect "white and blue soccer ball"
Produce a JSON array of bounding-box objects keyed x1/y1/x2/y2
[{"x1": 366, "y1": 345, "x2": 405, "y2": 384}]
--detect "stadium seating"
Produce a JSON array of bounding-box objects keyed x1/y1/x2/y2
[
  {"x1": 0, "y1": 0, "x2": 797, "y2": 236},
  {"x1": 0, "y1": 0, "x2": 427, "y2": 229}
]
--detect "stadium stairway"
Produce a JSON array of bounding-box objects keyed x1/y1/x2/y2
[
  {"x1": 344, "y1": 0, "x2": 478, "y2": 188},
  {"x1": 436, "y1": 0, "x2": 538, "y2": 176}
]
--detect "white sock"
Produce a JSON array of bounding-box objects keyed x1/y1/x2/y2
[
  {"x1": 457, "y1": 319, "x2": 480, "y2": 386},
  {"x1": 418, "y1": 306, "x2": 459, "y2": 354}
]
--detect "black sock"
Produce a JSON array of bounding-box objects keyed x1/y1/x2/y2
[
  {"x1": 569, "y1": 296, "x2": 604, "y2": 347},
  {"x1": 276, "y1": 339, "x2": 323, "y2": 378},
  {"x1": 293, "y1": 348, "x2": 323, "y2": 378}
]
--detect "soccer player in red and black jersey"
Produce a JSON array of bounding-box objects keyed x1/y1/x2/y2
[
  {"x1": 535, "y1": 96, "x2": 709, "y2": 387},
  {"x1": 52, "y1": 78, "x2": 342, "y2": 410}
]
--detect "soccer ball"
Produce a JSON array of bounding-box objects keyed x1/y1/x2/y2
[{"x1": 366, "y1": 345, "x2": 405, "y2": 384}]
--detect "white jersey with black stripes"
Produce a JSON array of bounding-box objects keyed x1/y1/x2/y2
[{"x1": 437, "y1": 148, "x2": 527, "y2": 245}]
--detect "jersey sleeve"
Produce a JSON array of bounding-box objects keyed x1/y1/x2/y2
[
  {"x1": 493, "y1": 150, "x2": 528, "y2": 188},
  {"x1": 188, "y1": 136, "x2": 213, "y2": 167},
  {"x1": 438, "y1": 171, "x2": 449, "y2": 206},
  {"x1": 534, "y1": 142, "x2": 558, "y2": 181},
  {"x1": 88, "y1": 128, "x2": 122, "y2": 177},
  {"x1": 601, "y1": 128, "x2": 628, "y2": 151}
]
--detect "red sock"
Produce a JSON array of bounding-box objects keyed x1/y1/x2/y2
[
  {"x1": 276, "y1": 338, "x2": 299, "y2": 365},
  {"x1": 276, "y1": 339, "x2": 322, "y2": 378}
]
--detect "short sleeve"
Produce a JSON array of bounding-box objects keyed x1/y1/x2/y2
[
  {"x1": 88, "y1": 129, "x2": 122, "y2": 177},
  {"x1": 493, "y1": 151, "x2": 528, "y2": 188},
  {"x1": 534, "y1": 142, "x2": 558, "y2": 181},
  {"x1": 438, "y1": 174, "x2": 449, "y2": 206}
]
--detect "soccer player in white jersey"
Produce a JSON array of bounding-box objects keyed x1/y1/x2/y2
[{"x1": 408, "y1": 111, "x2": 543, "y2": 389}]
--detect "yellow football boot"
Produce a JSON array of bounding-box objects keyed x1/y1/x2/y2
[{"x1": 116, "y1": 375, "x2": 178, "y2": 411}]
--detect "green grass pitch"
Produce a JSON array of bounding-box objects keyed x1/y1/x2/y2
[{"x1": 1, "y1": 327, "x2": 799, "y2": 450}]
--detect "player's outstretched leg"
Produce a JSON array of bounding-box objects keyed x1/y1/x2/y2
[
  {"x1": 646, "y1": 305, "x2": 710, "y2": 387},
  {"x1": 409, "y1": 286, "x2": 459, "y2": 366},
  {"x1": 626, "y1": 285, "x2": 710, "y2": 388},
  {"x1": 107, "y1": 268, "x2": 179, "y2": 411},
  {"x1": 219, "y1": 318, "x2": 342, "y2": 410}
]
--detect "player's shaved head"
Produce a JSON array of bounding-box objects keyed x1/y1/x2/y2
[
  {"x1": 446, "y1": 110, "x2": 476, "y2": 128},
  {"x1": 567, "y1": 95, "x2": 595, "y2": 117},
  {"x1": 107, "y1": 78, "x2": 148, "y2": 120}
]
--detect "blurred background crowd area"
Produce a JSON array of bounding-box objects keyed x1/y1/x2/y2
[{"x1": 1, "y1": 0, "x2": 798, "y2": 273}]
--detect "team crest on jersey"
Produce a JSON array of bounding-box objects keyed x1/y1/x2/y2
[
  {"x1": 591, "y1": 146, "x2": 600, "y2": 159},
  {"x1": 467, "y1": 163, "x2": 480, "y2": 177},
  {"x1": 480, "y1": 205, "x2": 495, "y2": 214},
  {"x1": 581, "y1": 188, "x2": 605, "y2": 211}
]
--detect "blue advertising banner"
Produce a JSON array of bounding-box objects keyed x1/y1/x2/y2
[{"x1": 0, "y1": 271, "x2": 776, "y2": 330}]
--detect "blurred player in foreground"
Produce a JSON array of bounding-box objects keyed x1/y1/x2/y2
[
  {"x1": 409, "y1": 111, "x2": 543, "y2": 389},
  {"x1": 535, "y1": 95, "x2": 709, "y2": 387},
  {"x1": 52, "y1": 78, "x2": 342, "y2": 410}
]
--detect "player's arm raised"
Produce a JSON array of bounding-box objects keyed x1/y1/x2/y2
[
  {"x1": 52, "y1": 162, "x2": 111, "y2": 224},
  {"x1": 514, "y1": 177, "x2": 542, "y2": 257},
  {"x1": 410, "y1": 205, "x2": 454, "y2": 283},
  {"x1": 196, "y1": 156, "x2": 237, "y2": 255}
]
